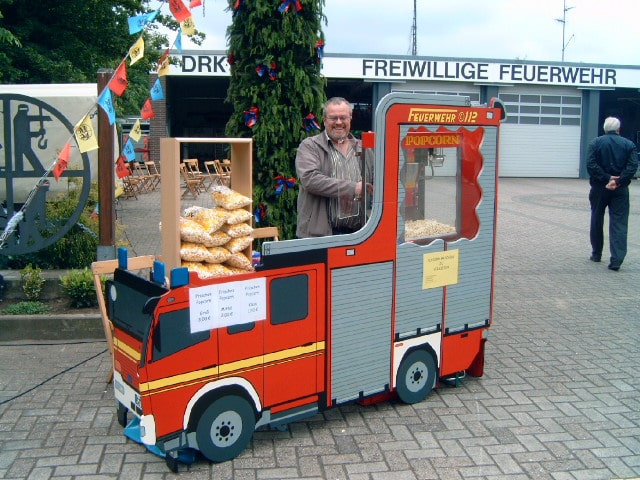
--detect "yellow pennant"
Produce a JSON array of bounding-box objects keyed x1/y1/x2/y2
[
  {"x1": 157, "y1": 56, "x2": 171, "y2": 77},
  {"x1": 180, "y1": 15, "x2": 196, "y2": 36},
  {"x1": 129, "y1": 119, "x2": 142, "y2": 142},
  {"x1": 74, "y1": 113, "x2": 99, "y2": 153},
  {"x1": 129, "y1": 36, "x2": 145, "y2": 66}
]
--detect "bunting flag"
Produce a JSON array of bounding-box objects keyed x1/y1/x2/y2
[
  {"x1": 303, "y1": 113, "x2": 320, "y2": 131},
  {"x1": 275, "y1": 175, "x2": 297, "y2": 195},
  {"x1": 170, "y1": 0, "x2": 191, "y2": 22},
  {"x1": 190, "y1": 0, "x2": 203, "y2": 7},
  {"x1": 74, "y1": 113, "x2": 99, "y2": 153},
  {"x1": 53, "y1": 141, "x2": 71, "y2": 180},
  {"x1": 243, "y1": 106, "x2": 259, "y2": 128},
  {"x1": 97, "y1": 88, "x2": 116, "y2": 125},
  {"x1": 181, "y1": 15, "x2": 196, "y2": 35},
  {"x1": 233, "y1": 0, "x2": 241, "y2": 11},
  {"x1": 90, "y1": 203, "x2": 99, "y2": 219},
  {"x1": 175, "y1": 30, "x2": 183, "y2": 52},
  {"x1": 150, "y1": 78, "x2": 165, "y2": 101},
  {"x1": 129, "y1": 119, "x2": 142, "y2": 142},
  {"x1": 123, "y1": 138, "x2": 137, "y2": 161},
  {"x1": 127, "y1": 10, "x2": 159, "y2": 35},
  {"x1": 116, "y1": 155, "x2": 131, "y2": 178},
  {"x1": 141, "y1": 98, "x2": 155, "y2": 119},
  {"x1": 129, "y1": 36, "x2": 145, "y2": 65},
  {"x1": 157, "y1": 49, "x2": 171, "y2": 76},
  {"x1": 109, "y1": 62, "x2": 129, "y2": 96},
  {"x1": 278, "y1": 0, "x2": 302, "y2": 13}
]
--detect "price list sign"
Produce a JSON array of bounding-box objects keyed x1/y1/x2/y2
[{"x1": 189, "y1": 277, "x2": 267, "y2": 333}]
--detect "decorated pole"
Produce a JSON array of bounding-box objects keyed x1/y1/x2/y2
[{"x1": 97, "y1": 69, "x2": 116, "y2": 260}]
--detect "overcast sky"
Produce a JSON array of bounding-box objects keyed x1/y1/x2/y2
[{"x1": 178, "y1": 0, "x2": 637, "y2": 65}]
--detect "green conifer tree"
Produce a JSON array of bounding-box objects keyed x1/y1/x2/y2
[{"x1": 225, "y1": 0, "x2": 326, "y2": 240}]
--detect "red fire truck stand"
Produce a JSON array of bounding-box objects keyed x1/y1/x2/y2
[{"x1": 105, "y1": 92, "x2": 505, "y2": 471}]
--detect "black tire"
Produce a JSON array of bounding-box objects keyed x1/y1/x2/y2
[
  {"x1": 396, "y1": 349, "x2": 437, "y2": 404},
  {"x1": 117, "y1": 402, "x2": 128, "y2": 427},
  {"x1": 195, "y1": 395, "x2": 255, "y2": 463}
]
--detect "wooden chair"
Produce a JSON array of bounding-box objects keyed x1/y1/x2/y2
[
  {"x1": 183, "y1": 158, "x2": 208, "y2": 192},
  {"x1": 203, "y1": 160, "x2": 224, "y2": 188},
  {"x1": 213, "y1": 159, "x2": 231, "y2": 186},
  {"x1": 144, "y1": 161, "x2": 161, "y2": 190},
  {"x1": 252, "y1": 226, "x2": 280, "y2": 241},
  {"x1": 91, "y1": 255, "x2": 156, "y2": 384},
  {"x1": 183, "y1": 158, "x2": 200, "y2": 174},
  {"x1": 121, "y1": 164, "x2": 143, "y2": 199},
  {"x1": 180, "y1": 163, "x2": 206, "y2": 198},
  {"x1": 132, "y1": 161, "x2": 154, "y2": 193},
  {"x1": 221, "y1": 159, "x2": 232, "y2": 175}
]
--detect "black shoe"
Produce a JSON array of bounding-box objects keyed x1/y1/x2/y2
[
  {"x1": 590, "y1": 255, "x2": 601, "y2": 262},
  {"x1": 608, "y1": 264, "x2": 620, "y2": 271}
]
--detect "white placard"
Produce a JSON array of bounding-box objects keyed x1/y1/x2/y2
[{"x1": 189, "y1": 277, "x2": 267, "y2": 333}]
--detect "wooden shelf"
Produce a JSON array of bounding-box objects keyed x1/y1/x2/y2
[{"x1": 160, "y1": 137, "x2": 253, "y2": 272}]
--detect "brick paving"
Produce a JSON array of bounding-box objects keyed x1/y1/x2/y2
[{"x1": 0, "y1": 178, "x2": 639, "y2": 479}]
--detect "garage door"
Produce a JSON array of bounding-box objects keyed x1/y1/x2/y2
[{"x1": 498, "y1": 86, "x2": 582, "y2": 178}]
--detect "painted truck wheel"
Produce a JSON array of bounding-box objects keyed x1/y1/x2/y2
[
  {"x1": 396, "y1": 349, "x2": 436, "y2": 404},
  {"x1": 196, "y1": 395, "x2": 256, "y2": 462}
]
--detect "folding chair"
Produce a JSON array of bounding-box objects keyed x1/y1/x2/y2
[
  {"x1": 180, "y1": 163, "x2": 205, "y2": 198},
  {"x1": 203, "y1": 160, "x2": 224, "y2": 188},
  {"x1": 183, "y1": 159, "x2": 208, "y2": 192},
  {"x1": 132, "y1": 162, "x2": 154, "y2": 193},
  {"x1": 213, "y1": 159, "x2": 231, "y2": 186},
  {"x1": 121, "y1": 165, "x2": 143, "y2": 199},
  {"x1": 144, "y1": 161, "x2": 161, "y2": 190}
]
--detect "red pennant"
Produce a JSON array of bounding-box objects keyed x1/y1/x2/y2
[
  {"x1": 116, "y1": 155, "x2": 131, "y2": 179},
  {"x1": 170, "y1": 0, "x2": 191, "y2": 22},
  {"x1": 190, "y1": 0, "x2": 202, "y2": 7},
  {"x1": 109, "y1": 62, "x2": 128, "y2": 96},
  {"x1": 141, "y1": 98, "x2": 155, "y2": 119},
  {"x1": 53, "y1": 142, "x2": 71, "y2": 180}
]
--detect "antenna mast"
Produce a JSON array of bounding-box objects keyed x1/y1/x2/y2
[
  {"x1": 555, "y1": 0, "x2": 575, "y2": 62},
  {"x1": 411, "y1": 0, "x2": 417, "y2": 56}
]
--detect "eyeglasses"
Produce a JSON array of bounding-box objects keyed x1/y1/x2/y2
[{"x1": 324, "y1": 115, "x2": 352, "y2": 122}]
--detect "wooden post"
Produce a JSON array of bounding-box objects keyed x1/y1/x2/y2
[{"x1": 97, "y1": 69, "x2": 116, "y2": 260}]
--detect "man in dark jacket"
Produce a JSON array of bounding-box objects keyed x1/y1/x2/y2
[
  {"x1": 586, "y1": 116, "x2": 638, "y2": 271},
  {"x1": 295, "y1": 97, "x2": 373, "y2": 238}
]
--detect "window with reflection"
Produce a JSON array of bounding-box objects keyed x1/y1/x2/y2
[{"x1": 398, "y1": 125, "x2": 484, "y2": 244}]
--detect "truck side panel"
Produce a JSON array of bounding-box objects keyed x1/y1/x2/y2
[
  {"x1": 444, "y1": 126, "x2": 498, "y2": 334},
  {"x1": 330, "y1": 261, "x2": 394, "y2": 404},
  {"x1": 395, "y1": 240, "x2": 445, "y2": 338}
]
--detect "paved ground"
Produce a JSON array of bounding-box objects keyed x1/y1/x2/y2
[{"x1": 0, "y1": 178, "x2": 639, "y2": 479}]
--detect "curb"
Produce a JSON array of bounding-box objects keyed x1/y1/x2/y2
[{"x1": 0, "y1": 313, "x2": 105, "y2": 341}]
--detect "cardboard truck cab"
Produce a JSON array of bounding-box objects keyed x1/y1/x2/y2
[{"x1": 107, "y1": 92, "x2": 503, "y2": 470}]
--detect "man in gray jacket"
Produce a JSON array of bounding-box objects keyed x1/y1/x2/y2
[
  {"x1": 586, "y1": 116, "x2": 638, "y2": 271},
  {"x1": 295, "y1": 97, "x2": 373, "y2": 238}
]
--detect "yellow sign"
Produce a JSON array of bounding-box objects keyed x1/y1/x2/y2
[{"x1": 422, "y1": 250, "x2": 459, "y2": 289}]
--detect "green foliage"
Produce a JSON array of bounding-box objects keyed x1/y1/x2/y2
[
  {"x1": 0, "y1": 10, "x2": 21, "y2": 47},
  {"x1": 0, "y1": 182, "x2": 127, "y2": 270},
  {"x1": 0, "y1": 1, "x2": 203, "y2": 115},
  {"x1": 59, "y1": 269, "x2": 101, "y2": 309},
  {"x1": 0, "y1": 301, "x2": 51, "y2": 315},
  {"x1": 20, "y1": 265, "x2": 45, "y2": 301},
  {"x1": 225, "y1": 0, "x2": 327, "y2": 239}
]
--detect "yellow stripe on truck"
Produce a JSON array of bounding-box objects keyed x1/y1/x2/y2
[{"x1": 139, "y1": 341, "x2": 326, "y2": 395}]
